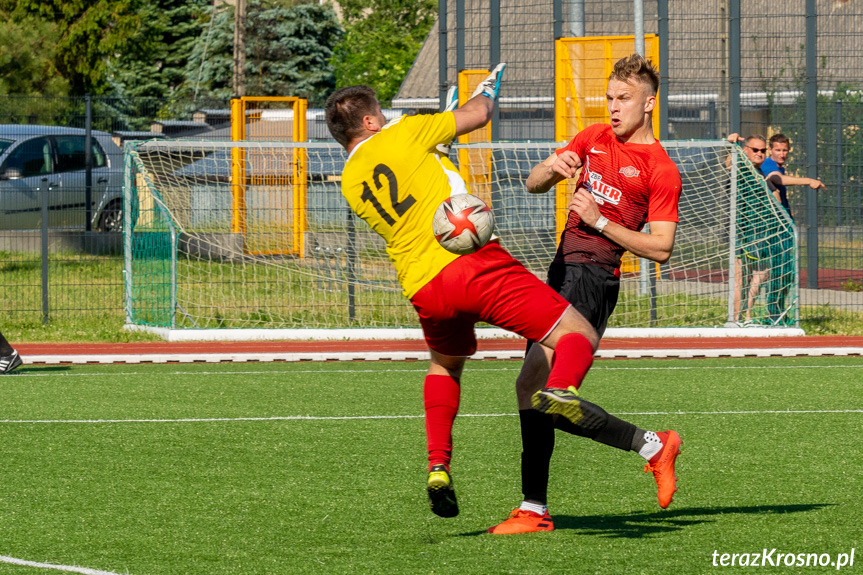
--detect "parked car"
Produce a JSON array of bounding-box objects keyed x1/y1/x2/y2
[{"x1": 0, "y1": 125, "x2": 124, "y2": 232}]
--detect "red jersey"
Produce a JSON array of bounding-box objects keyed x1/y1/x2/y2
[{"x1": 555, "y1": 123, "x2": 682, "y2": 268}]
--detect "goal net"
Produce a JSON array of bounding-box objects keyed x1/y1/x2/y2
[{"x1": 123, "y1": 139, "x2": 798, "y2": 336}]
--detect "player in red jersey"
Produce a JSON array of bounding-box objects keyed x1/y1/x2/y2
[
  {"x1": 326, "y1": 67, "x2": 630, "y2": 521},
  {"x1": 487, "y1": 54, "x2": 683, "y2": 534}
]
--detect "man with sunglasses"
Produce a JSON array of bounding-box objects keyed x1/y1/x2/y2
[
  {"x1": 727, "y1": 133, "x2": 767, "y2": 169},
  {"x1": 727, "y1": 133, "x2": 770, "y2": 323}
]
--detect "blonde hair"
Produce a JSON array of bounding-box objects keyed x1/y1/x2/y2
[{"x1": 609, "y1": 54, "x2": 660, "y2": 95}]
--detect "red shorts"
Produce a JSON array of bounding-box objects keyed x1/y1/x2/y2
[{"x1": 409, "y1": 242, "x2": 571, "y2": 356}]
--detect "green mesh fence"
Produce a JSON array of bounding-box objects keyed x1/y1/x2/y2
[
  {"x1": 730, "y1": 150, "x2": 798, "y2": 326},
  {"x1": 125, "y1": 143, "x2": 177, "y2": 328}
]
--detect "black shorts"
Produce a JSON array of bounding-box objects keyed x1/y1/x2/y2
[{"x1": 526, "y1": 261, "x2": 621, "y2": 353}]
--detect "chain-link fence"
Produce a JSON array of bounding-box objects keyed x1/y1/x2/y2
[
  {"x1": 395, "y1": 0, "x2": 863, "y2": 332},
  {"x1": 0, "y1": 96, "x2": 231, "y2": 338}
]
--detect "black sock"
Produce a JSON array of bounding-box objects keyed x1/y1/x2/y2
[
  {"x1": 519, "y1": 409, "x2": 554, "y2": 505},
  {"x1": 594, "y1": 415, "x2": 638, "y2": 451},
  {"x1": 629, "y1": 427, "x2": 650, "y2": 453},
  {"x1": 551, "y1": 396, "x2": 637, "y2": 451},
  {"x1": 0, "y1": 332, "x2": 13, "y2": 355}
]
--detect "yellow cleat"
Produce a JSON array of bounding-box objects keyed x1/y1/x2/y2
[{"x1": 427, "y1": 464, "x2": 459, "y2": 518}]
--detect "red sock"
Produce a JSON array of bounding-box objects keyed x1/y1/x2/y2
[
  {"x1": 545, "y1": 333, "x2": 594, "y2": 390},
  {"x1": 424, "y1": 374, "x2": 461, "y2": 471}
]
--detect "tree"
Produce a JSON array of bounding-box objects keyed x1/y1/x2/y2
[
  {"x1": 107, "y1": 0, "x2": 210, "y2": 99},
  {"x1": 333, "y1": 0, "x2": 437, "y2": 103},
  {"x1": 0, "y1": 7, "x2": 70, "y2": 96},
  {"x1": 182, "y1": 0, "x2": 342, "y2": 107},
  {"x1": 249, "y1": 2, "x2": 342, "y2": 106},
  {"x1": 18, "y1": 0, "x2": 145, "y2": 94}
]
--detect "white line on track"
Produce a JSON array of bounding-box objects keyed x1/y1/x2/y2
[
  {"x1": 17, "y1": 346, "x2": 863, "y2": 364},
  {"x1": 0, "y1": 555, "x2": 125, "y2": 575},
  {"x1": 0, "y1": 409, "x2": 861, "y2": 425},
  {"x1": 6, "y1": 362, "x2": 863, "y2": 378}
]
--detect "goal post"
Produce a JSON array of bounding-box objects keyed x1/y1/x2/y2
[{"x1": 123, "y1": 139, "x2": 800, "y2": 338}]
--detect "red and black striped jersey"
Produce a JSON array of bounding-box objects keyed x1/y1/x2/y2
[{"x1": 554, "y1": 123, "x2": 682, "y2": 268}]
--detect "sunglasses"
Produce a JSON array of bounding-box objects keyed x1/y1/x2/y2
[{"x1": 746, "y1": 146, "x2": 768, "y2": 153}]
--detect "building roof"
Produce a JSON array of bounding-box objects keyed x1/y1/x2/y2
[{"x1": 393, "y1": 0, "x2": 863, "y2": 109}]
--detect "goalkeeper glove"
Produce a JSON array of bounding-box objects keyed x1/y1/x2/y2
[
  {"x1": 437, "y1": 85, "x2": 459, "y2": 157},
  {"x1": 470, "y1": 63, "x2": 506, "y2": 102},
  {"x1": 442, "y1": 85, "x2": 459, "y2": 112}
]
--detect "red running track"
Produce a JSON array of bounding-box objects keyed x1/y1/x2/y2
[{"x1": 15, "y1": 335, "x2": 863, "y2": 356}]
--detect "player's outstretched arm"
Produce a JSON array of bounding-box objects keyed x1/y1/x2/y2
[
  {"x1": 526, "y1": 151, "x2": 582, "y2": 194},
  {"x1": 452, "y1": 63, "x2": 506, "y2": 137},
  {"x1": 436, "y1": 86, "x2": 460, "y2": 157},
  {"x1": 780, "y1": 174, "x2": 825, "y2": 189}
]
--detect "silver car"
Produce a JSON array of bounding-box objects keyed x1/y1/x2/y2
[{"x1": 0, "y1": 125, "x2": 124, "y2": 232}]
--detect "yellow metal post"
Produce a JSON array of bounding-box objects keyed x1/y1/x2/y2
[
  {"x1": 292, "y1": 98, "x2": 308, "y2": 256},
  {"x1": 231, "y1": 96, "x2": 308, "y2": 256},
  {"x1": 457, "y1": 70, "x2": 493, "y2": 205},
  {"x1": 230, "y1": 98, "x2": 247, "y2": 235},
  {"x1": 553, "y1": 35, "x2": 661, "y2": 241}
]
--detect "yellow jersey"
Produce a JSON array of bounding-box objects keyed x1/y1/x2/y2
[{"x1": 341, "y1": 112, "x2": 469, "y2": 298}]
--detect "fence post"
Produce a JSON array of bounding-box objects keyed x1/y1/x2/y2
[
  {"x1": 439, "y1": 0, "x2": 448, "y2": 107},
  {"x1": 347, "y1": 209, "x2": 357, "y2": 323},
  {"x1": 835, "y1": 99, "x2": 843, "y2": 226},
  {"x1": 490, "y1": 0, "x2": 500, "y2": 140},
  {"x1": 41, "y1": 178, "x2": 50, "y2": 325},
  {"x1": 805, "y1": 0, "x2": 818, "y2": 289},
  {"x1": 85, "y1": 93, "x2": 93, "y2": 232},
  {"x1": 456, "y1": 0, "x2": 464, "y2": 73},
  {"x1": 658, "y1": 0, "x2": 669, "y2": 140},
  {"x1": 729, "y1": 0, "x2": 741, "y2": 136},
  {"x1": 554, "y1": 0, "x2": 563, "y2": 39}
]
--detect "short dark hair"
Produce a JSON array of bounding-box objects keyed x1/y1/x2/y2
[
  {"x1": 769, "y1": 133, "x2": 790, "y2": 148},
  {"x1": 325, "y1": 85, "x2": 379, "y2": 148},
  {"x1": 609, "y1": 53, "x2": 660, "y2": 95}
]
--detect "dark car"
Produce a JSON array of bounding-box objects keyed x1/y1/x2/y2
[{"x1": 0, "y1": 125, "x2": 124, "y2": 232}]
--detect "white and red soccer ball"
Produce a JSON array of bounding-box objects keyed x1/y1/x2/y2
[{"x1": 432, "y1": 194, "x2": 495, "y2": 255}]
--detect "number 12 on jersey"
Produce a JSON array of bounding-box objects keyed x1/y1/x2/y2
[{"x1": 360, "y1": 164, "x2": 416, "y2": 226}]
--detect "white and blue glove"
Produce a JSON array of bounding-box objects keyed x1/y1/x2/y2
[
  {"x1": 442, "y1": 85, "x2": 459, "y2": 112},
  {"x1": 437, "y1": 85, "x2": 459, "y2": 157},
  {"x1": 470, "y1": 63, "x2": 506, "y2": 102}
]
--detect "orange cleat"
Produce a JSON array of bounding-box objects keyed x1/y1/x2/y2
[
  {"x1": 486, "y1": 509, "x2": 554, "y2": 534},
  {"x1": 644, "y1": 430, "x2": 682, "y2": 509}
]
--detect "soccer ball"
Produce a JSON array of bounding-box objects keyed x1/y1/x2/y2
[{"x1": 432, "y1": 194, "x2": 495, "y2": 255}]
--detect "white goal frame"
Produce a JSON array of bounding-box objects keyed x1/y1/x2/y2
[{"x1": 123, "y1": 139, "x2": 802, "y2": 341}]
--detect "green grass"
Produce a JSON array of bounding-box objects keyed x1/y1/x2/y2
[{"x1": 0, "y1": 357, "x2": 860, "y2": 574}]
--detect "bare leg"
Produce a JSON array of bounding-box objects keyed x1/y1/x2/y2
[
  {"x1": 745, "y1": 269, "x2": 769, "y2": 321},
  {"x1": 734, "y1": 258, "x2": 744, "y2": 321}
]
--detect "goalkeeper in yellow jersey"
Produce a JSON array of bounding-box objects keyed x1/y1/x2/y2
[{"x1": 326, "y1": 65, "x2": 679, "y2": 521}]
